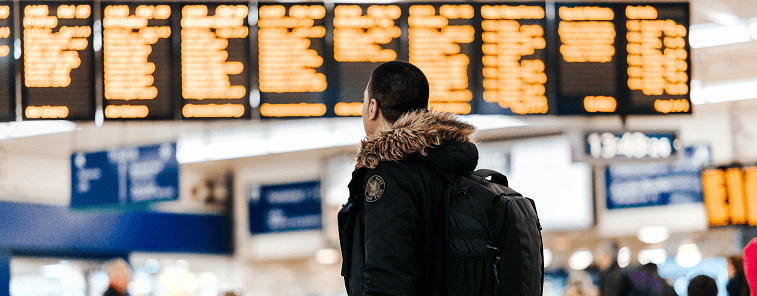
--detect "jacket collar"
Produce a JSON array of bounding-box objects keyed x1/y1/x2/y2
[{"x1": 355, "y1": 110, "x2": 476, "y2": 169}]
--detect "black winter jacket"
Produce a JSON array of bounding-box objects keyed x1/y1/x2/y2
[{"x1": 338, "y1": 111, "x2": 479, "y2": 296}]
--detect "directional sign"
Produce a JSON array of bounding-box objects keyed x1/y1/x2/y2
[
  {"x1": 248, "y1": 181, "x2": 322, "y2": 234},
  {"x1": 71, "y1": 143, "x2": 178, "y2": 209},
  {"x1": 605, "y1": 143, "x2": 710, "y2": 209}
]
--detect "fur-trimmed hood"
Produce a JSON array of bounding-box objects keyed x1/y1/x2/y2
[{"x1": 355, "y1": 110, "x2": 478, "y2": 172}]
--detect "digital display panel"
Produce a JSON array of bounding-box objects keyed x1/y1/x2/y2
[
  {"x1": 257, "y1": 3, "x2": 328, "y2": 118},
  {"x1": 6, "y1": 1, "x2": 689, "y2": 121},
  {"x1": 22, "y1": 1, "x2": 95, "y2": 120},
  {"x1": 408, "y1": 4, "x2": 476, "y2": 115},
  {"x1": 102, "y1": 3, "x2": 174, "y2": 120},
  {"x1": 553, "y1": 3, "x2": 690, "y2": 115},
  {"x1": 181, "y1": 3, "x2": 250, "y2": 119},
  {"x1": 0, "y1": 3, "x2": 15, "y2": 121},
  {"x1": 333, "y1": 4, "x2": 401, "y2": 117},
  {"x1": 554, "y1": 3, "x2": 620, "y2": 115},
  {"x1": 625, "y1": 4, "x2": 690, "y2": 115},
  {"x1": 702, "y1": 165, "x2": 757, "y2": 226},
  {"x1": 478, "y1": 3, "x2": 548, "y2": 115},
  {"x1": 584, "y1": 131, "x2": 677, "y2": 162}
]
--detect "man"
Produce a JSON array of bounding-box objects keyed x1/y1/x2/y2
[
  {"x1": 597, "y1": 242, "x2": 629, "y2": 296},
  {"x1": 102, "y1": 258, "x2": 131, "y2": 296},
  {"x1": 726, "y1": 255, "x2": 749, "y2": 296},
  {"x1": 624, "y1": 263, "x2": 675, "y2": 296},
  {"x1": 338, "y1": 61, "x2": 478, "y2": 296},
  {"x1": 688, "y1": 275, "x2": 718, "y2": 296}
]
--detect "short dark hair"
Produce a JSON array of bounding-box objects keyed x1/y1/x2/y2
[
  {"x1": 368, "y1": 61, "x2": 429, "y2": 123},
  {"x1": 641, "y1": 263, "x2": 658, "y2": 275},
  {"x1": 688, "y1": 275, "x2": 718, "y2": 296}
]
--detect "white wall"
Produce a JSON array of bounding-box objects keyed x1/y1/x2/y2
[
  {"x1": 232, "y1": 148, "x2": 357, "y2": 262},
  {"x1": 0, "y1": 154, "x2": 70, "y2": 205},
  {"x1": 230, "y1": 148, "x2": 352, "y2": 296}
]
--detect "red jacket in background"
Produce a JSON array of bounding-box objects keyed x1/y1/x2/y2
[{"x1": 743, "y1": 238, "x2": 757, "y2": 295}]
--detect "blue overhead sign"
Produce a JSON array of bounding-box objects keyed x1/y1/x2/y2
[
  {"x1": 605, "y1": 143, "x2": 711, "y2": 209},
  {"x1": 248, "y1": 181, "x2": 322, "y2": 235},
  {"x1": 71, "y1": 143, "x2": 179, "y2": 209}
]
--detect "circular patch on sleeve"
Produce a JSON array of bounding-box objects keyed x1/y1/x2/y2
[{"x1": 365, "y1": 175, "x2": 385, "y2": 202}]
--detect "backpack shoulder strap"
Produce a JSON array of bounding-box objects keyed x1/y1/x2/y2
[
  {"x1": 524, "y1": 197, "x2": 542, "y2": 231},
  {"x1": 471, "y1": 169, "x2": 508, "y2": 187}
]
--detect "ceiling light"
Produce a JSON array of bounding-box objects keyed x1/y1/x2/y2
[
  {"x1": 675, "y1": 243, "x2": 702, "y2": 268},
  {"x1": 0, "y1": 121, "x2": 77, "y2": 140},
  {"x1": 315, "y1": 248, "x2": 340, "y2": 265},
  {"x1": 618, "y1": 247, "x2": 631, "y2": 268},
  {"x1": 704, "y1": 11, "x2": 741, "y2": 26},
  {"x1": 543, "y1": 248, "x2": 553, "y2": 269},
  {"x1": 459, "y1": 114, "x2": 528, "y2": 131},
  {"x1": 638, "y1": 248, "x2": 667, "y2": 265},
  {"x1": 637, "y1": 226, "x2": 670, "y2": 244},
  {"x1": 689, "y1": 23, "x2": 750, "y2": 48},
  {"x1": 568, "y1": 250, "x2": 593, "y2": 270},
  {"x1": 691, "y1": 79, "x2": 757, "y2": 104},
  {"x1": 750, "y1": 22, "x2": 757, "y2": 40}
]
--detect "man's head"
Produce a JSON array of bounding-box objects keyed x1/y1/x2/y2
[
  {"x1": 362, "y1": 61, "x2": 429, "y2": 136},
  {"x1": 641, "y1": 263, "x2": 659, "y2": 276}
]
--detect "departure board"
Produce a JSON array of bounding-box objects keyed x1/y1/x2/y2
[
  {"x1": 181, "y1": 4, "x2": 250, "y2": 119},
  {"x1": 478, "y1": 4, "x2": 548, "y2": 115},
  {"x1": 554, "y1": 3, "x2": 619, "y2": 114},
  {"x1": 702, "y1": 165, "x2": 757, "y2": 226},
  {"x1": 22, "y1": 2, "x2": 95, "y2": 120},
  {"x1": 102, "y1": 3, "x2": 174, "y2": 120},
  {"x1": 408, "y1": 4, "x2": 476, "y2": 115},
  {"x1": 4, "y1": 1, "x2": 689, "y2": 121},
  {"x1": 553, "y1": 3, "x2": 690, "y2": 115},
  {"x1": 0, "y1": 3, "x2": 14, "y2": 121},
  {"x1": 257, "y1": 3, "x2": 328, "y2": 118},
  {"x1": 333, "y1": 4, "x2": 401, "y2": 117},
  {"x1": 625, "y1": 4, "x2": 690, "y2": 114}
]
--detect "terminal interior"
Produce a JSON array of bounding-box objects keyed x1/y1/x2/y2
[{"x1": 2, "y1": 0, "x2": 757, "y2": 295}]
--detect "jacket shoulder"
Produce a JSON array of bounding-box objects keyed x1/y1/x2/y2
[{"x1": 367, "y1": 158, "x2": 429, "y2": 178}]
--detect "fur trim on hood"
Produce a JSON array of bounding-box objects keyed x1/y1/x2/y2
[{"x1": 355, "y1": 110, "x2": 476, "y2": 169}]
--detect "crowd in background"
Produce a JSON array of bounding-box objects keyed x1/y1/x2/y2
[{"x1": 560, "y1": 239, "x2": 757, "y2": 296}]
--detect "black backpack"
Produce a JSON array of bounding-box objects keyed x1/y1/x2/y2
[{"x1": 444, "y1": 169, "x2": 544, "y2": 296}]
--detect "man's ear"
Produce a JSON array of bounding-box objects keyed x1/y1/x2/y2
[{"x1": 368, "y1": 98, "x2": 379, "y2": 121}]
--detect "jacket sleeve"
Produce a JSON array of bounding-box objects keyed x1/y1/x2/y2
[{"x1": 362, "y1": 164, "x2": 421, "y2": 296}]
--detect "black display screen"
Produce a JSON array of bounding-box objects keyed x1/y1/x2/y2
[
  {"x1": 6, "y1": 1, "x2": 690, "y2": 120},
  {"x1": 0, "y1": 3, "x2": 15, "y2": 121},
  {"x1": 22, "y1": 1, "x2": 95, "y2": 120}
]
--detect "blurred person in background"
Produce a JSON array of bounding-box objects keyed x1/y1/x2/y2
[
  {"x1": 597, "y1": 242, "x2": 629, "y2": 296},
  {"x1": 625, "y1": 263, "x2": 676, "y2": 296},
  {"x1": 338, "y1": 61, "x2": 478, "y2": 296},
  {"x1": 687, "y1": 275, "x2": 717, "y2": 296},
  {"x1": 726, "y1": 255, "x2": 749, "y2": 296},
  {"x1": 102, "y1": 258, "x2": 131, "y2": 296},
  {"x1": 563, "y1": 270, "x2": 599, "y2": 296}
]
